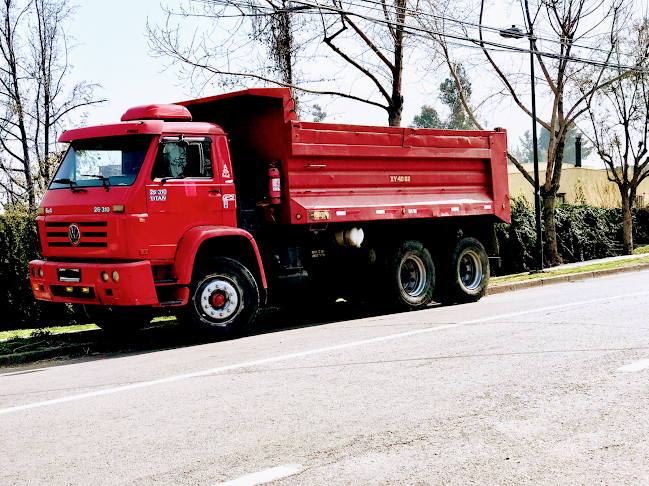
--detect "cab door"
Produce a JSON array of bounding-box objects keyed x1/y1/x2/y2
[{"x1": 146, "y1": 136, "x2": 222, "y2": 260}]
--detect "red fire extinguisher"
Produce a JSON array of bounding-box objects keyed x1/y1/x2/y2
[{"x1": 268, "y1": 162, "x2": 282, "y2": 205}]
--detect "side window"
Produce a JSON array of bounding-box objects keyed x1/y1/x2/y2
[
  {"x1": 152, "y1": 139, "x2": 213, "y2": 179},
  {"x1": 202, "y1": 142, "x2": 213, "y2": 178}
]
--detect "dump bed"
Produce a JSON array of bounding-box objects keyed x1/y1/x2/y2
[{"x1": 180, "y1": 88, "x2": 510, "y2": 225}]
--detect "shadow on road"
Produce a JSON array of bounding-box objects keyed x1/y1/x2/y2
[{"x1": 11, "y1": 302, "x2": 438, "y2": 367}]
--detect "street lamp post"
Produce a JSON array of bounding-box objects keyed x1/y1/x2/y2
[
  {"x1": 575, "y1": 135, "x2": 582, "y2": 167},
  {"x1": 500, "y1": 25, "x2": 544, "y2": 271}
]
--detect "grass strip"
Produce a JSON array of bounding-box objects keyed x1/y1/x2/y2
[
  {"x1": 491, "y1": 254, "x2": 649, "y2": 285},
  {"x1": 0, "y1": 324, "x2": 98, "y2": 342},
  {"x1": 634, "y1": 245, "x2": 649, "y2": 255},
  {"x1": 0, "y1": 316, "x2": 179, "y2": 343}
]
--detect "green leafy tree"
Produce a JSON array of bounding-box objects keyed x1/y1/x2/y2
[
  {"x1": 411, "y1": 105, "x2": 443, "y2": 128},
  {"x1": 439, "y1": 65, "x2": 474, "y2": 130},
  {"x1": 510, "y1": 130, "x2": 544, "y2": 165},
  {"x1": 538, "y1": 126, "x2": 591, "y2": 165},
  {"x1": 411, "y1": 65, "x2": 475, "y2": 129},
  {"x1": 311, "y1": 104, "x2": 326, "y2": 122},
  {"x1": 513, "y1": 126, "x2": 591, "y2": 165}
]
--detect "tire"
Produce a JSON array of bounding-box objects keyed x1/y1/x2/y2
[
  {"x1": 180, "y1": 257, "x2": 259, "y2": 336},
  {"x1": 438, "y1": 237, "x2": 489, "y2": 304},
  {"x1": 387, "y1": 240, "x2": 435, "y2": 310},
  {"x1": 83, "y1": 305, "x2": 151, "y2": 333}
]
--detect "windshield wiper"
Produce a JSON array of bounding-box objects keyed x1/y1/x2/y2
[
  {"x1": 82, "y1": 174, "x2": 110, "y2": 192},
  {"x1": 52, "y1": 178, "x2": 87, "y2": 194}
]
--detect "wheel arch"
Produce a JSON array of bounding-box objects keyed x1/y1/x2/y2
[
  {"x1": 419, "y1": 218, "x2": 498, "y2": 258},
  {"x1": 170, "y1": 226, "x2": 268, "y2": 290}
]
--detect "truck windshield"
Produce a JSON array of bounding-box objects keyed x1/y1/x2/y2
[{"x1": 51, "y1": 135, "x2": 153, "y2": 190}]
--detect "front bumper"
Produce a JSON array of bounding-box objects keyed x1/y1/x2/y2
[{"x1": 29, "y1": 260, "x2": 158, "y2": 306}]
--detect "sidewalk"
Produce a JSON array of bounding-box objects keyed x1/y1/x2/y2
[
  {"x1": 551, "y1": 253, "x2": 648, "y2": 270},
  {"x1": 487, "y1": 253, "x2": 649, "y2": 295}
]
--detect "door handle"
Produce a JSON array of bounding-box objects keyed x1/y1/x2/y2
[{"x1": 208, "y1": 189, "x2": 221, "y2": 197}]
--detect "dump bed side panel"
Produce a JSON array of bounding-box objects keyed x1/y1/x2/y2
[
  {"x1": 179, "y1": 89, "x2": 510, "y2": 226},
  {"x1": 283, "y1": 121, "x2": 510, "y2": 225}
]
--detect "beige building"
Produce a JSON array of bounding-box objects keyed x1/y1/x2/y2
[{"x1": 508, "y1": 163, "x2": 649, "y2": 208}]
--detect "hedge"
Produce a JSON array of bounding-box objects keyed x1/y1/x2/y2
[
  {"x1": 0, "y1": 209, "x2": 73, "y2": 331},
  {"x1": 495, "y1": 197, "x2": 649, "y2": 274}
]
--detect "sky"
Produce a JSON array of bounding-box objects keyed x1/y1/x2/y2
[
  {"x1": 64, "y1": 0, "x2": 596, "y2": 167},
  {"x1": 65, "y1": 2, "x2": 189, "y2": 124}
]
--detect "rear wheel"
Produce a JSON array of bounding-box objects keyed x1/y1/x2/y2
[
  {"x1": 180, "y1": 258, "x2": 259, "y2": 336},
  {"x1": 436, "y1": 237, "x2": 489, "y2": 304},
  {"x1": 387, "y1": 240, "x2": 435, "y2": 310}
]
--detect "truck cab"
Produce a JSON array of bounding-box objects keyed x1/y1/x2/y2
[{"x1": 29, "y1": 103, "x2": 265, "y2": 332}]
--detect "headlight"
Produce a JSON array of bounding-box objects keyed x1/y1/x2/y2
[
  {"x1": 101, "y1": 271, "x2": 110, "y2": 282},
  {"x1": 112, "y1": 271, "x2": 119, "y2": 283},
  {"x1": 38, "y1": 268, "x2": 43, "y2": 278}
]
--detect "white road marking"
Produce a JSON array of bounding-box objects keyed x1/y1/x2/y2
[
  {"x1": 461, "y1": 290, "x2": 649, "y2": 325},
  {"x1": 0, "y1": 368, "x2": 48, "y2": 377},
  {"x1": 3, "y1": 290, "x2": 649, "y2": 415},
  {"x1": 0, "y1": 324, "x2": 458, "y2": 415},
  {"x1": 617, "y1": 359, "x2": 649, "y2": 372},
  {"x1": 215, "y1": 465, "x2": 302, "y2": 486}
]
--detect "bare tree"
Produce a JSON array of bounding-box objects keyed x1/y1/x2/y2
[
  {"x1": 148, "y1": 0, "x2": 416, "y2": 126},
  {"x1": 421, "y1": 0, "x2": 649, "y2": 266},
  {"x1": 0, "y1": 0, "x2": 33, "y2": 208},
  {"x1": 0, "y1": 0, "x2": 104, "y2": 210},
  {"x1": 319, "y1": 0, "x2": 409, "y2": 125},
  {"x1": 583, "y1": 17, "x2": 649, "y2": 254}
]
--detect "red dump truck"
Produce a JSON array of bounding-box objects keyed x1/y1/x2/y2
[{"x1": 29, "y1": 88, "x2": 510, "y2": 335}]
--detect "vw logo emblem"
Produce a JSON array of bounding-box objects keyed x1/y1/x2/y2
[{"x1": 68, "y1": 224, "x2": 81, "y2": 246}]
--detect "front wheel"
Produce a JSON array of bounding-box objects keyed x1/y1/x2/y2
[
  {"x1": 180, "y1": 258, "x2": 259, "y2": 336},
  {"x1": 387, "y1": 240, "x2": 435, "y2": 310}
]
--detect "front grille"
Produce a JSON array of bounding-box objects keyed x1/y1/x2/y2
[
  {"x1": 45, "y1": 221, "x2": 108, "y2": 248},
  {"x1": 48, "y1": 242, "x2": 107, "y2": 248},
  {"x1": 45, "y1": 221, "x2": 108, "y2": 227}
]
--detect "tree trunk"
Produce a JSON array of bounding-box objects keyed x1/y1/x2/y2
[
  {"x1": 621, "y1": 191, "x2": 634, "y2": 255},
  {"x1": 387, "y1": 100, "x2": 403, "y2": 127},
  {"x1": 542, "y1": 126, "x2": 568, "y2": 267},
  {"x1": 277, "y1": 6, "x2": 292, "y2": 85},
  {"x1": 542, "y1": 191, "x2": 560, "y2": 266},
  {"x1": 387, "y1": 0, "x2": 405, "y2": 128}
]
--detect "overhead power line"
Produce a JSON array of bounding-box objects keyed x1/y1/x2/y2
[
  {"x1": 192, "y1": 0, "x2": 649, "y2": 73},
  {"x1": 197, "y1": 0, "x2": 625, "y2": 56}
]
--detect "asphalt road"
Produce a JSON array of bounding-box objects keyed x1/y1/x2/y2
[{"x1": 2, "y1": 270, "x2": 649, "y2": 485}]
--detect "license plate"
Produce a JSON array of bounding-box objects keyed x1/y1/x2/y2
[
  {"x1": 57, "y1": 268, "x2": 81, "y2": 282},
  {"x1": 309, "y1": 210, "x2": 330, "y2": 220}
]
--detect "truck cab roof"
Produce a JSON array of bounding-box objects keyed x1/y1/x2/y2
[{"x1": 58, "y1": 104, "x2": 224, "y2": 143}]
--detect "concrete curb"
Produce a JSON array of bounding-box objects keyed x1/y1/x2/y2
[{"x1": 487, "y1": 261, "x2": 649, "y2": 295}]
